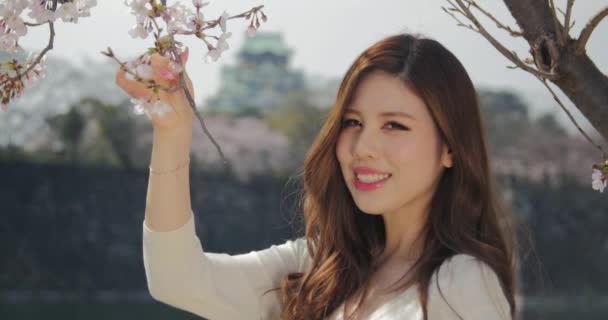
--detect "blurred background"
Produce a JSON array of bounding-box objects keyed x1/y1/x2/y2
[{"x1": 0, "y1": 0, "x2": 607, "y2": 319}]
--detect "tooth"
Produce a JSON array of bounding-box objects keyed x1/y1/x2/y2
[{"x1": 357, "y1": 173, "x2": 390, "y2": 183}]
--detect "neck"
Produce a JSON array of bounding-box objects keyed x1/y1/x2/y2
[{"x1": 379, "y1": 196, "x2": 430, "y2": 264}]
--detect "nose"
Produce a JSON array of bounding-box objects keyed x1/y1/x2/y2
[{"x1": 352, "y1": 127, "x2": 378, "y2": 160}]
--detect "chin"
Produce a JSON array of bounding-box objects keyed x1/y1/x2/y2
[
  {"x1": 354, "y1": 202, "x2": 386, "y2": 215},
  {"x1": 360, "y1": 210, "x2": 384, "y2": 216}
]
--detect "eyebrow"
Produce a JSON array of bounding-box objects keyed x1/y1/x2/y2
[{"x1": 344, "y1": 108, "x2": 416, "y2": 120}]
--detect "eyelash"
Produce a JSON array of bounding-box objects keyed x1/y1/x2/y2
[{"x1": 340, "y1": 119, "x2": 409, "y2": 131}]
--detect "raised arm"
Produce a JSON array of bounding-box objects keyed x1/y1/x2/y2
[
  {"x1": 114, "y1": 48, "x2": 196, "y2": 232},
  {"x1": 116, "y1": 49, "x2": 311, "y2": 319}
]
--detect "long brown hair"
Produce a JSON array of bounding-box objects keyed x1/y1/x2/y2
[{"x1": 279, "y1": 34, "x2": 518, "y2": 320}]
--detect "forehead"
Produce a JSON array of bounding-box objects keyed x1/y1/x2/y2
[{"x1": 346, "y1": 71, "x2": 426, "y2": 117}]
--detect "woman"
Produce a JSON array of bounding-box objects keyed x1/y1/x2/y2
[{"x1": 116, "y1": 33, "x2": 518, "y2": 320}]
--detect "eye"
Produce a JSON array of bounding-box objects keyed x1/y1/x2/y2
[
  {"x1": 385, "y1": 121, "x2": 409, "y2": 130},
  {"x1": 341, "y1": 118, "x2": 360, "y2": 128}
]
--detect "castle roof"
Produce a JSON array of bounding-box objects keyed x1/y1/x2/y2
[{"x1": 240, "y1": 32, "x2": 292, "y2": 56}]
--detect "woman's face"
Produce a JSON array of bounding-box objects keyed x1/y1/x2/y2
[{"x1": 336, "y1": 71, "x2": 453, "y2": 216}]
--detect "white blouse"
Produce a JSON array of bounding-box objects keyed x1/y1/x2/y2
[{"x1": 142, "y1": 211, "x2": 512, "y2": 320}]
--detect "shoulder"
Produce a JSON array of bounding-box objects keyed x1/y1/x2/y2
[
  {"x1": 427, "y1": 254, "x2": 512, "y2": 320},
  {"x1": 434, "y1": 254, "x2": 493, "y2": 287}
]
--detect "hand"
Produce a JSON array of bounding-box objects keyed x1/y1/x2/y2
[{"x1": 115, "y1": 47, "x2": 195, "y2": 132}]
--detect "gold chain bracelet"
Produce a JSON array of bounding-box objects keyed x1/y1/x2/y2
[{"x1": 149, "y1": 158, "x2": 190, "y2": 175}]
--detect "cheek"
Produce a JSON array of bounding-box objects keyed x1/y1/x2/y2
[
  {"x1": 387, "y1": 135, "x2": 437, "y2": 172},
  {"x1": 394, "y1": 140, "x2": 443, "y2": 186},
  {"x1": 335, "y1": 132, "x2": 350, "y2": 163},
  {"x1": 385, "y1": 138, "x2": 417, "y2": 164}
]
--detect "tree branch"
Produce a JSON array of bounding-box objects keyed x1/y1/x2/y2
[
  {"x1": 548, "y1": 0, "x2": 565, "y2": 45},
  {"x1": 497, "y1": 0, "x2": 608, "y2": 143},
  {"x1": 168, "y1": 43, "x2": 232, "y2": 170},
  {"x1": 446, "y1": 0, "x2": 608, "y2": 148},
  {"x1": 538, "y1": 77, "x2": 604, "y2": 154},
  {"x1": 576, "y1": 6, "x2": 608, "y2": 54},
  {"x1": 563, "y1": 0, "x2": 575, "y2": 38},
  {"x1": 446, "y1": 0, "x2": 557, "y2": 80},
  {"x1": 442, "y1": 6, "x2": 478, "y2": 32},
  {"x1": 468, "y1": 1, "x2": 523, "y2": 37},
  {"x1": 0, "y1": 21, "x2": 55, "y2": 87}
]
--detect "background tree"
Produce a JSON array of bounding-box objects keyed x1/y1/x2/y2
[
  {"x1": 46, "y1": 106, "x2": 85, "y2": 163},
  {"x1": 263, "y1": 91, "x2": 328, "y2": 167},
  {"x1": 89, "y1": 98, "x2": 137, "y2": 171}
]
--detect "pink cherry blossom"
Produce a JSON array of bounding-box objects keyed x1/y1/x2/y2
[
  {"x1": 192, "y1": 0, "x2": 210, "y2": 10},
  {"x1": 27, "y1": 2, "x2": 56, "y2": 23},
  {"x1": 5, "y1": 12, "x2": 27, "y2": 36},
  {"x1": 247, "y1": 25, "x2": 257, "y2": 37},
  {"x1": 128, "y1": 23, "x2": 149, "y2": 39},
  {"x1": 55, "y1": 2, "x2": 79, "y2": 23},
  {"x1": 591, "y1": 168, "x2": 607, "y2": 193},
  {"x1": 220, "y1": 11, "x2": 229, "y2": 32},
  {"x1": 125, "y1": 0, "x2": 150, "y2": 19},
  {"x1": 187, "y1": 11, "x2": 204, "y2": 31},
  {"x1": 168, "y1": 61, "x2": 183, "y2": 73},
  {"x1": 130, "y1": 97, "x2": 149, "y2": 116},
  {"x1": 0, "y1": 33, "x2": 20, "y2": 53},
  {"x1": 217, "y1": 32, "x2": 231, "y2": 51},
  {"x1": 205, "y1": 48, "x2": 221, "y2": 62},
  {"x1": 135, "y1": 63, "x2": 153, "y2": 80},
  {"x1": 150, "y1": 99, "x2": 172, "y2": 117}
]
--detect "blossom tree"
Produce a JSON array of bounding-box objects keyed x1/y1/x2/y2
[{"x1": 443, "y1": 0, "x2": 608, "y2": 192}]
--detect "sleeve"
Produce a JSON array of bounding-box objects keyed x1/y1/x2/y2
[
  {"x1": 142, "y1": 210, "x2": 311, "y2": 320},
  {"x1": 427, "y1": 254, "x2": 512, "y2": 320}
]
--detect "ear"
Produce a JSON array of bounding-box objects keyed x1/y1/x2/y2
[{"x1": 441, "y1": 143, "x2": 453, "y2": 168}]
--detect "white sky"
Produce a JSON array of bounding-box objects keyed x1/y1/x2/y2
[{"x1": 18, "y1": 0, "x2": 608, "y2": 135}]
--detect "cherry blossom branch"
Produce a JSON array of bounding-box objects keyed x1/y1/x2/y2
[
  {"x1": 537, "y1": 76, "x2": 604, "y2": 154},
  {"x1": 0, "y1": 5, "x2": 57, "y2": 108},
  {"x1": 467, "y1": 0, "x2": 523, "y2": 37},
  {"x1": 443, "y1": 0, "x2": 608, "y2": 192},
  {"x1": 101, "y1": 48, "x2": 178, "y2": 94},
  {"x1": 201, "y1": 5, "x2": 265, "y2": 31},
  {"x1": 102, "y1": 1, "x2": 267, "y2": 167},
  {"x1": 167, "y1": 43, "x2": 230, "y2": 168},
  {"x1": 442, "y1": 5, "x2": 478, "y2": 32},
  {"x1": 548, "y1": 0, "x2": 565, "y2": 45},
  {"x1": 0, "y1": 20, "x2": 53, "y2": 89},
  {"x1": 0, "y1": 0, "x2": 96, "y2": 107},
  {"x1": 24, "y1": 21, "x2": 47, "y2": 27},
  {"x1": 127, "y1": 3, "x2": 230, "y2": 166},
  {"x1": 576, "y1": 6, "x2": 608, "y2": 54},
  {"x1": 166, "y1": 5, "x2": 265, "y2": 37},
  {"x1": 563, "y1": 0, "x2": 575, "y2": 39},
  {"x1": 443, "y1": 0, "x2": 557, "y2": 80}
]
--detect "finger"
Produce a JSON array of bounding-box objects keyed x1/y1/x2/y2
[
  {"x1": 180, "y1": 47, "x2": 189, "y2": 65},
  {"x1": 150, "y1": 47, "x2": 189, "y2": 76},
  {"x1": 149, "y1": 55, "x2": 177, "y2": 87},
  {"x1": 116, "y1": 67, "x2": 151, "y2": 99},
  {"x1": 150, "y1": 52, "x2": 171, "y2": 69}
]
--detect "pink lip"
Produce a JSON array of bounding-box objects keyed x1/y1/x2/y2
[{"x1": 352, "y1": 166, "x2": 391, "y2": 191}]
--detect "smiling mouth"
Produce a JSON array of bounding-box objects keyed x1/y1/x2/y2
[
  {"x1": 354, "y1": 173, "x2": 392, "y2": 191},
  {"x1": 355, "y1": 173, "x2": 392, "y2": 183}
]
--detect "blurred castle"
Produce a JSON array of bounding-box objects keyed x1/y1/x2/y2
[{"x1": 206, "y1": 32, "x2": 306, "y2": 112}]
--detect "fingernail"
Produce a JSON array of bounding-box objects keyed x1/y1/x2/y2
[
  {"x1": 182, "y1": 47, "x2": 189, "y2": 61},
  {"x1": 159, "y1": 68, "x2": 176, "y2": 80}
]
